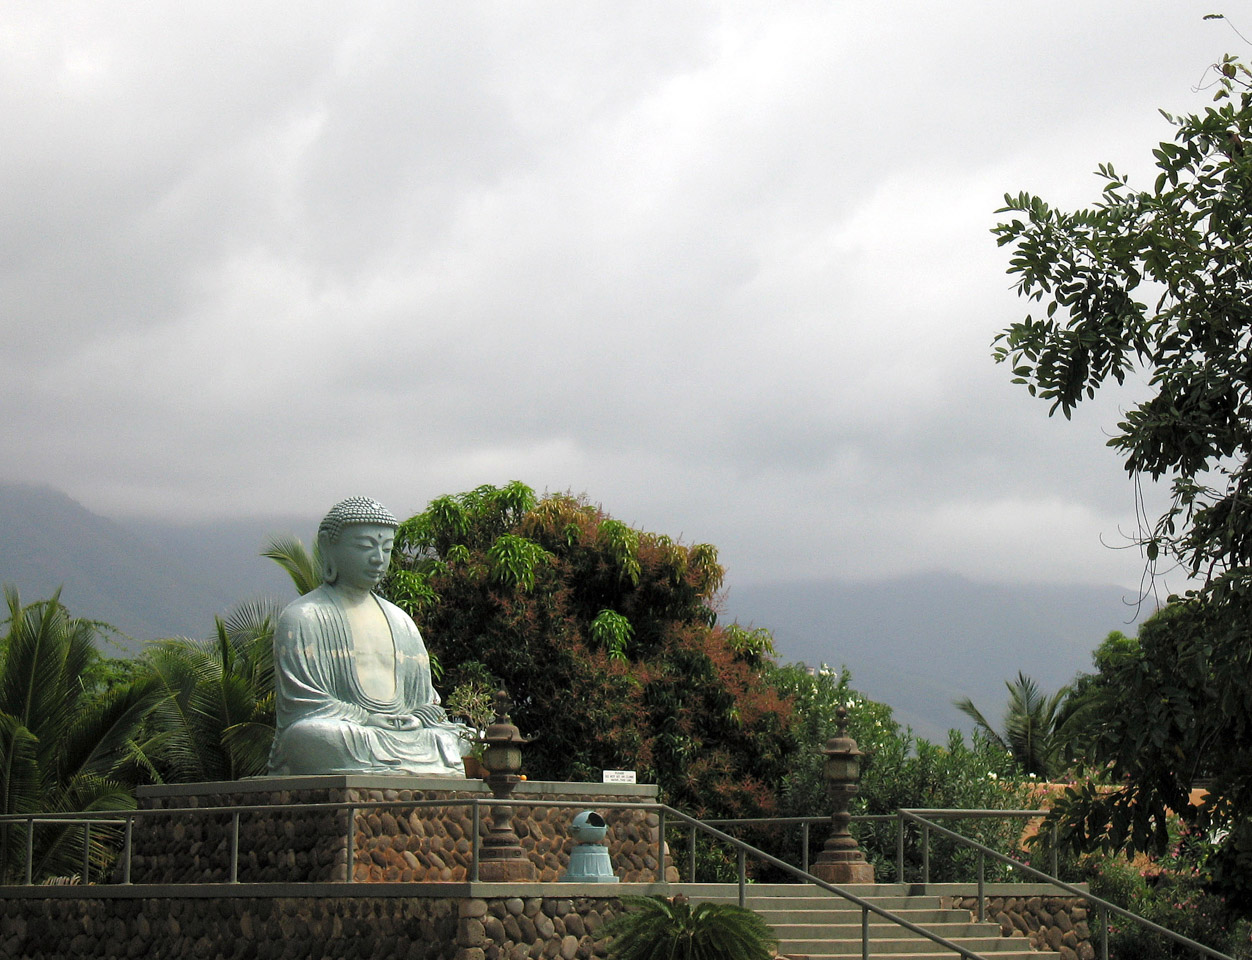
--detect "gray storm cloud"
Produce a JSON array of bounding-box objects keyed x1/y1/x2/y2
[{"x1": 0, "y1": 0, "x2": 1227, "y2": 591}]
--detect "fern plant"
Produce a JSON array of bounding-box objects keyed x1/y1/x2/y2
[{"x1": 601, "y1": 894, "x2": 778, "y2": 960}]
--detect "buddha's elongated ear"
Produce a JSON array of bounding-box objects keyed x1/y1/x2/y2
[{"x1": 318, "y1": 531, "x2": 338, "y2": 585}]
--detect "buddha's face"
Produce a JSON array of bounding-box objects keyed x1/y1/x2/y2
[{"x1": 325, "y1": 523, "x2": 395, "y2": 591}]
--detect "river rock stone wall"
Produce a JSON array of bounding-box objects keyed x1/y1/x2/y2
[
  {"x1": 0, "y1": 894, "x2": 629, "y2": 960},
  {"x1": 124, "y1": 782, "x2": 676, "y2": 884},
  {"x1": 942, "y1": 894, "x2": 1094, "y2": 960}
]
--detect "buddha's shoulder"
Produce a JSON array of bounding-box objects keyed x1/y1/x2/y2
[{"x1": 277, "y1": 587, "x2": 338, "y2": 626}]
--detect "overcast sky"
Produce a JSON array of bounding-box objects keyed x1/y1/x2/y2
[{"x1": 1, "y1": 2, "x2": 1237, "y2": 593}]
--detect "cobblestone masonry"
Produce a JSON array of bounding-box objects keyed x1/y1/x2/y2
[
  {"x1": 122, "y1": 781, "x2": 679, "y2": 885},
  {"x1": 0, "y1": 894, "x2": 630, "y2": 960},
  {"x1": 942, "y1": 894, "x2": 1094, "y2": 960}
]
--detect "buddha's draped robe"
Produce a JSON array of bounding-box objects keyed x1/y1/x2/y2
[{"x1": 268, "y1": 586, "x2": 467, "y2": 776}]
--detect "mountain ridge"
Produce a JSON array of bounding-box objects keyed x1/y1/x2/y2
[
  {"x1": 721, "y1": 571, "x2": 1145, "y2": 740},
  {"x1": 0, "y1": 482, "x2": 1142, "y2": 738}
]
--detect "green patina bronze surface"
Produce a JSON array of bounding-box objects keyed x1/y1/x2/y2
[{"x1": 268, "y1": 497, "x2": 468, "y2": 776}]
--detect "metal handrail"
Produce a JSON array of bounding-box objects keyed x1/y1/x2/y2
[
  {"x1": 0, "y1": 799, "x2": 999, "y2": 960},
  {"x1": 690, "y1": 810, "x2": 1046, "y2": 883},
  {"x1": 900, "y1": 810, "x2": 1234, "y2": 960},
  {"x1": 894, "y1": 808, "x2": 1061, "y2": 882},
  {"x1": 663, "y1": 804, "x2": 992, "y2": 960},
  {"x1": 0, "y1": 817, "x2": 118, "y2": 885},
  {"x1": 680, "y1": 813, "x2": 895, "y2": 878},
  {"x1": 679, "y1": 806, "x2": 1235, "y2": 960},
  {"x1": 0, "y1": 797, "x2": 669, "y2": 887},
  {"x1": 700, "y1": 814, "x2": 898, "y2": 825}
]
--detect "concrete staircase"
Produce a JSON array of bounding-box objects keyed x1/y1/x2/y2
[{"x1": 676, "y1": 883, "x2": 1059, "y2": 959}]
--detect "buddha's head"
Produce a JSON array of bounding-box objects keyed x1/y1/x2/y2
[{"x1": 317, "y1": 496, "x2": 399, "y2": 590}]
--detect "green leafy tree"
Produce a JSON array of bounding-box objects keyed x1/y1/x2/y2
[
  {"x1": 1053, "y1": 629, "x2": 1142, "y2": 764},
  {"x1": 0, "y1": 588, "x2": 161, "y2": 882},
  {"x1": 769, "y1": 663, "x2": 1037, "y2": 882},
  {"x1": 601, "y1": 895, "x2": 778, "y2": 960},
  {"x1": 379, "y1": 483, "x2": 796, "y2": 820},
  {"x1": 993, "y1": 54, "x2": 1252, "y2": 584},
  {"x1": 954, "y1": 672, "x2": 1070, "y2": 780},
  {"x1": 992, "y1": 54, "x2": 1252, "y2": 905},
  {"x1": 1042, "y1": 600, "x2": 1252, "y2": 907}
]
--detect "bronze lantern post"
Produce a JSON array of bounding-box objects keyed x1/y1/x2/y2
[
  {"x1": 811, "y1": 705, "x2": 874, "y2": 884},
  {"x1": 477, "y1": 689, "x2": 537, "y2": 882}
]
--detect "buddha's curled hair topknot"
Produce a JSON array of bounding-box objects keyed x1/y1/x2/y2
[{"x1": 317, "y1": 496, "x2": 399, "y2": 543}]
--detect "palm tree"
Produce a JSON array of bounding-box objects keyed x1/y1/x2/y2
[
  {"x1": 262, "y1": 534, "x2": 321, "y2": 596},
  {"x1": 0, "y1": 587, "x2": 162, "y2": 883},
  {"x1": 144, "y1": 600, "x2": 277, "y2": 782},
  {"x1": 602, "y1": 895, "x2": 778, "y2": 960},
  {"x1": 954, "y1": 672, "x2": 1069, "y2": 780}
]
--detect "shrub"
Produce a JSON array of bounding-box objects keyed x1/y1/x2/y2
[
  {"x1": 601, "y1": 895, "x2": 778, "y2": 960},
  {"x1": 1079, "y1": 838, "x2": 1252, "y2": 960},
  {"x1": 770, "y1": 663, "x2": 1040, "y2": 883}
]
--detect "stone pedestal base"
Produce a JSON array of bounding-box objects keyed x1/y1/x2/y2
[
  {"x1": 478, "y1": 859, "x2": 538, "y2": 882},
  {"x1": 121, "y1": 775, "x2": 678, "y2": 884},
  {"x1": 811, "y1": 860, "x2": 875, "y2": 884}
]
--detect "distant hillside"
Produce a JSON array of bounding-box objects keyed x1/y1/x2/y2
[
  {"x1": 0, "y1": 483, "x2": 1147, "y2": 738},
  {"x1": 0, "y1": 483, "x2": 303, "y2": 648},
  {"x1": 722, "y1": 572, "x2": 1148, "y2": 742}
]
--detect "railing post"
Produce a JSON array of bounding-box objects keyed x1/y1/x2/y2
[
  {"x1": 1100, "y1": 906, "x2": 1109, "y2": 960},
  {"x1": 896, "y1": 811, "x2": 905, "y2": 883},
  {"x1": 1050, "y1": 836, "x2": 1059, "y2": 880},
  {"x1": 801, "y1": 821, "x2": 810, "y2": 875},
  {"x1": 687, "y1": 825, "x2": 696, "y2": 882},
  {"x1": 861, "y1": 904, "x2": 869, "y2": 960},
  {"x1": 122, "y1": 816, "x2": 133, "y2": 885},
  {"x1": 976, "y1": 851, "x2": 985, "y2": 921},
  {"x1": 82, "y1": 823, "x2": 91, "y2": 884},
  {"x1": 470, "y1": 799, "x2": 480, "y2": 882},
  {"x1": 921, "y1": 821, "x2": 930, "y2": 885},
  {"x1": 657, "y1": 809, "x2": 667, "y2": 882},
  {"x1": 737, "y1": 847, "x2": 746, "y2": 908},
  {"x1": 229, "y1": 812, "x2": 240, "y2": 883},
  {"x1": 24, "y1": 818, "x2": 33, "y2": 885},
  {"x1": 345, "y1": 805, "x2": 356, "y2": 883}
]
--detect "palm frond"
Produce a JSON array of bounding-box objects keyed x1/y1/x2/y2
[
  {"x1": 0, "y1": 590, "x2": 157, "y2": 883},
  {"x1": 952, "y1": 696, "x2": 1010, "y2": 753},
  {"x1": 221, "y1": 721, "x2": 275, "y2": 779},
  {"x1": 57, "y1": 676, "x2": 164, "y2": 786},
  {"x1": 958, "y1": 672, "x2": 1069, "y2": 779},
  {"x1": 262, "y1": 535, "x2": 321, "y2": 596},
  {"x1": 142, "y1": 621, "x2": 276, "y2": 783},
  {"x1": 0, "y1": 712, "x2": 40, "y2": 816},
  {"x1": 603, "y1": 896, "x2": 777, "y2": 960}
]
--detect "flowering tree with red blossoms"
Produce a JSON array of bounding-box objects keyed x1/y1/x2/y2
[{"x1": 379, "y1": 482, "x2": 795, "y2": 821}]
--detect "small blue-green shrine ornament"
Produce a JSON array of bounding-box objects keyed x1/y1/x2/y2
[{"x1": 560, "y1": 811, "x2": 618, "y2": 882}]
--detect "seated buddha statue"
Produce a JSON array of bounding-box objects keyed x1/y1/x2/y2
[{"x1": 267, "y1": 496, "x2": 469, "y2": 776}]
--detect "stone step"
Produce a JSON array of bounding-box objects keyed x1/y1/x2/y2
[
  {"x1": 776, "y1": 935, "x2": 1035, "y2": 955},
  {"x1": 676, "y1": 883, "x2": 1061, "y2": 960},
  {"x1": 681, "y1": 886, "x2": 926, "y2": 901},
  {"x1": 769, "y1": 914, "x2": 984, "y2": 930},
  {"x1": 779, "y1": 952, "x2": 1052, "y2": 960},
  {"x1": 769, "y1": 921, "x2": 1002, "y2": 939},
  {"x1": 693, "y1": 896, "x2": 962, "y2": 915}
]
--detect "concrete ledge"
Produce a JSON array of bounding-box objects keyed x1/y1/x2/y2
[
  {"x1": 0, "y1": 881, "x2": 671, "y2": 900},
  {"x1": 136, "y1": 776, "x2": 659, "y2": 799}
]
